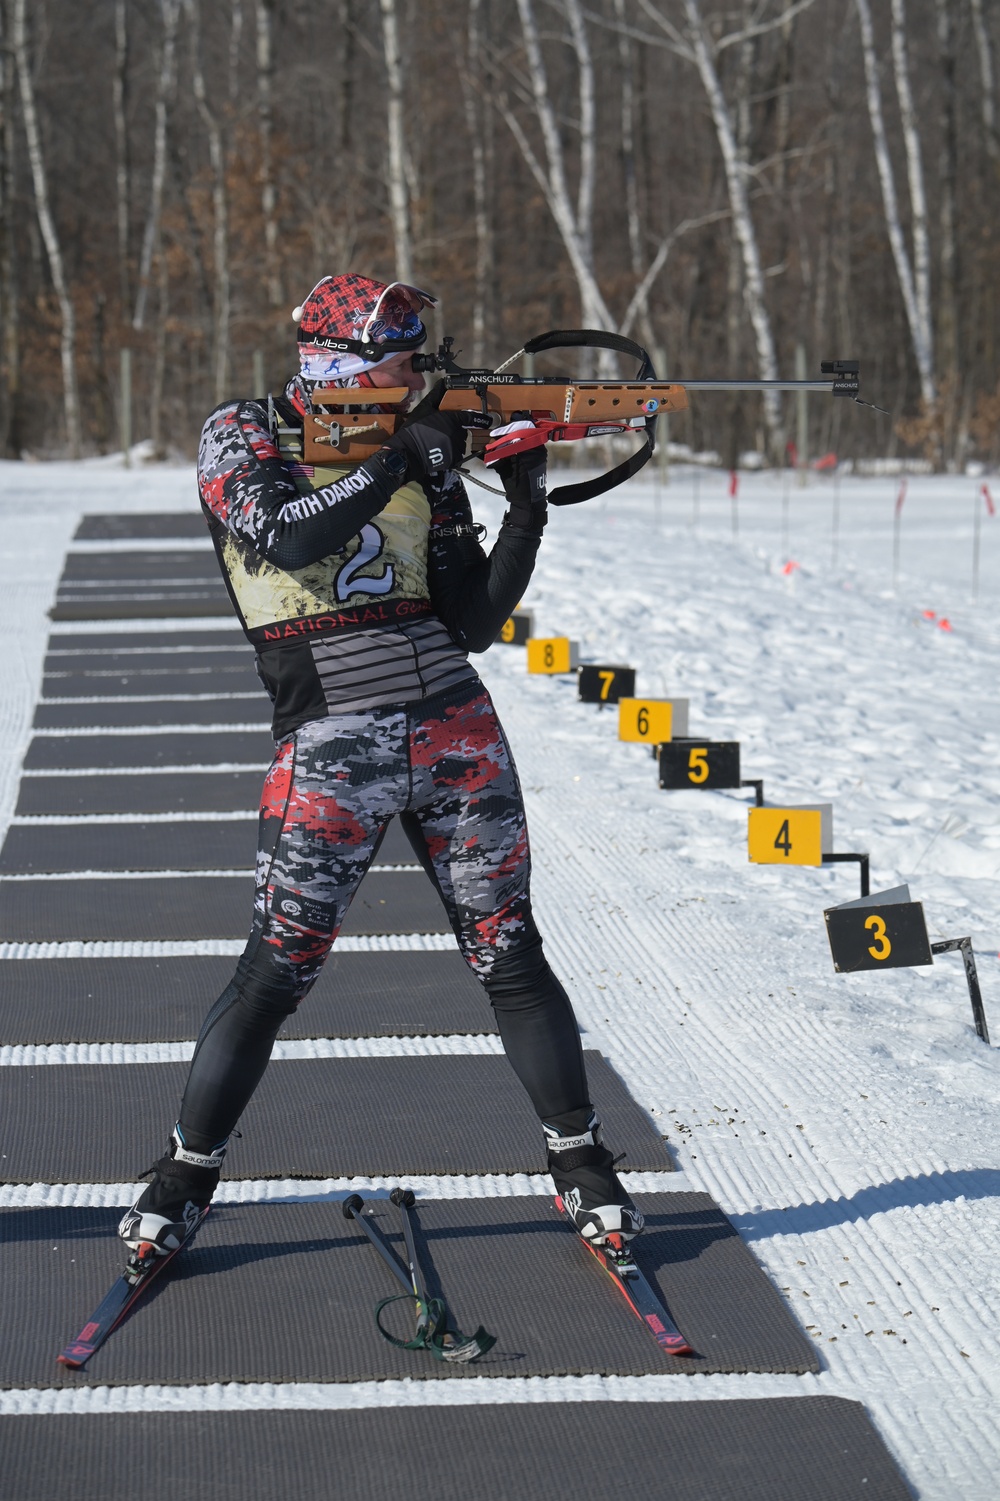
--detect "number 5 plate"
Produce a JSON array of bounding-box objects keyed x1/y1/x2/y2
[{"x1": 658, "y1": 740, "x2": 740, "y2": 789}]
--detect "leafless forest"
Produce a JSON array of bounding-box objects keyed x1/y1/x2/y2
[{"x1": 0, "y1": 0, "x2": 997, "y2": 468}]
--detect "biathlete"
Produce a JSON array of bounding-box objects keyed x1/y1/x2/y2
[{"x1": 119, "y1": 272, "x2": 642, "y2": 1256}]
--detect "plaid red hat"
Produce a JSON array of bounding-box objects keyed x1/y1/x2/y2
[{"x1": 293, "y1": 273, "x2": 436, "y2": 381}]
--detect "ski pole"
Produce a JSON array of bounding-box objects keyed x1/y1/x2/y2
[
  {"x1": 342, "y1": 1192, "x2": 412, "y2": 1294},
  {"x1": 388, "y1": 1188, "x2": 496, "y2": 1362},
  {"x1": 389, "y1": 1187, "x2": 435, "y2": 1341}
]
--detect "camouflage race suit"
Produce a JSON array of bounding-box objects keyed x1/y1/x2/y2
[
  {"x1": 254, "y1": 686, "x2": 531, "y2": 987},
  {"x1": 179, "y1": 679, "x2": 589, "y2": 1147},
  {"x1": 176, "y1": 385, "x2": 591, "y2": 1153}
]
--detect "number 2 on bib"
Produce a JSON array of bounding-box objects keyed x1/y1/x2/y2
[{"x1": 335, "y1": 524, "x2": 394, "y2": 602}]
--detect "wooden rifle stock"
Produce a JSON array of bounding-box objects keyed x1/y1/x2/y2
[{"x1": 302, "y1": 381, "x2": 688, "y2": 463}]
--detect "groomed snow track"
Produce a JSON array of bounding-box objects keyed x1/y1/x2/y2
[{"x1": 2, "y1": 459, "x2": 990, "y2": 1496}]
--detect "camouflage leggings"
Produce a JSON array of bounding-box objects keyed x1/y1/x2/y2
[
  {"x1": 178, "y1": 678, "x2": 590, "y2": 1149},
  {"x1": 252, "y1": 678, "x2": 532, "y2": 992}
]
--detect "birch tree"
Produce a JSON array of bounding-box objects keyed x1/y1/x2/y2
[
  {"x1": 969, "y1": 0, "x2": 998, "y2": 164},
  {"x1": 936, "y1": 0, "x2": 959, "y2": 452},
  {"x1": 500, "y1": 0, "x2": 614, "y2": 331},
  {"x1": 133, "y1": 0, "x2": 180, "y2": 332},
  {"x1": 379, "y1": 0, "x2": 413, "y2": 281},
  {"x1": 255, "y1": 0, "x2": 280, "y2": 306},
  {"x1": 113, "y1": 0, "x2": 130, "y2": 312},
  {"x1": 855, "y1": 0, "x2": 935, "y2": 404},
  {"x1": 459, "y1": 0, "x2": 493, "y2": 364},
  {"x1": 0, "y1": 0, "x2": 19, "y2": 456},
  {"x1": 13, "y1": 0, "x2": 80, "y2": 455},
  {"x1": 890, "y1": 0, "x2": 934, "y2": 399},
  {"x1": 614, "y1": 0, "x2": 656, "y2": 354},
  {"x1": 186, "y1": 0, "x2": 230, "y2": 403},
  {"x1": 653, "y1": 0, "x2": 783, "y2": 448}
]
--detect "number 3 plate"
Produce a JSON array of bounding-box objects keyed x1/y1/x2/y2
[{"x1": 824, "y1": 896, "x2": 933, "y2": 972}]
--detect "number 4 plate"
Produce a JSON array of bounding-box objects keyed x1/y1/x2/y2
[
  {"x1": 659, "y1": 740, "x2": 740, "y2": 790},
  {"x1": 824, "y1": 884, "x2": 933, "y2": 972}
]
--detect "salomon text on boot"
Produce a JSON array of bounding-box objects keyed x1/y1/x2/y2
[
  {"x1": 544, "y1": 1110, "x2": 644, "y2": 1244},
  {"x1": 118, "y1": 1127, "x2": 225, "y2": 1256}
]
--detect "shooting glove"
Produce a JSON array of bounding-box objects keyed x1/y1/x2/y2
[
  {"x1": 384, "y1": 381, "x2": 487, "y2": 483},
  {"x1": 497, "y1": 445, "x2": 548, "y2": 534}
]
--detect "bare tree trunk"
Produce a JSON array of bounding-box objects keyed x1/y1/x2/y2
[
  {"x1": 969, "y1": 0, "x2": 998, "y2": 163},
  {"x1": 113, "y1": 0, "x2": 130, "y2": 314},
  {"x1": 186, "y1": 0, "x2": 230, "y2": 404},
  {"x1": 133, "y1": 0, "x2": 180, "y2": 332},
  {"x1": 936, "y1": 0, "x2": 960, "y2": 462},
  {"x1": 150, "y1": 249, "x2": 169, "y2": 458},
  {"x1": 565, "y1": 0, "x2": 595, "y2": 267},
  {"x1": 13, "y1": 0, "x2": 80, "y2": 456},
  {"x1": 681, "y1": 0, "x2": 783, "y2": 452},
  {"x1": 461, "y1": 0, "x2": 493, "y2": 364},
  {"x1": 501, "y1": 0, "x2": 614, "y2": 330},
  {"x1": 855, "y1": 0, "x2": 935, "y2": 405},
  {"x1": 890, "y1": 0, "x2": 934, "y2": 397},
  {"x1": 255, "y1": 0, "x2": 280, "y2": 306},
  {"x1": 379, "y1": 0, "x2": 413, "y2": 280},
  {"x1": 335, "y1": 0, "x2": 353, "y2": 152},
  {"x1": 229, "y1": 0, "x2": 243, "y2": 108},
  {"x1": 0, "y1": 0, "x2": 20, "y2": 457},
  {"x1": 614, "y1": 0, "x2": 656, "y2": 352}
]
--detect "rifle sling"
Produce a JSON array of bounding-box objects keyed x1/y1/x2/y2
[{"x1": 520, "y1": 329, "x2": 658, "y2": 507}]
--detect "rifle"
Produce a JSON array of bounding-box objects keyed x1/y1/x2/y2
[{"x1": 301, "y1": 329, "x2": 882, "y2": 507}]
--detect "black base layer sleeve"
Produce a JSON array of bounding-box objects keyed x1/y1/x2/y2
[{"x1": 428, "y1": 516, "x2": 541, "y2": 653}]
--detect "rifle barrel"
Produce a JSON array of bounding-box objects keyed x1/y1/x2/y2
[{"x1": 673, "y1": 379, "x2": 839, "y2": 392}]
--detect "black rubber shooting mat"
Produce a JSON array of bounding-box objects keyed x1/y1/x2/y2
[
  {"x1": 2, "y1": 804, "x2": 411, "y2": 876},
  {"x1": 15, "y1": 770, "x2": 267, "y2": 815},
  {"x1": 0, "y1": 1399, "x2": 909, "y2": 1501},
  {"x1": 43, "y1": 669, "x2": 262, "y2": 698},
  {"x1": 0, "y1": 1053, "x2": 669, "y2": 1181},
  {"x1": 49, "y1": 628, "x2": 246, "y2": 650},
  {"x1": 51, "y1": 596, "x2": 233, "y2": 620},
  {"x1": 1, "y1": 815, "x2": 424, "y2": 873},
  {"x1": 1, "y1": 1195, "x2": 810, "y2": 1383},
  {"x1": 45, "y1": 649, "x2": 252, "y2": 675},
  {"x1": 74, "y1": 513, "x2": 208, "y2": 539},
  {"x1": 46, "y1": 642, "x2": 253, "y2": 672},
  {"x1": 0, "y1": 820, "x2": 260, "y2": 873},
  {"x1": 23, "y1": 730, "x2": 274, "y2": 770},
  {"x1": 0, "y1": 949, "x2": 494, "y2": 1044},
  {"x1": 61, "y1": 551, "x2": 218, "y2": 579},
  {"x1": 34, "y1": 696, "x2": 269, "y2": 729},
  {"x1": 0, "y1": 870, "x2": 448, "y2": 941}
]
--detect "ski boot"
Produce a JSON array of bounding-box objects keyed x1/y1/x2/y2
[
  {"x1": 545, "y1": 1111, "x2": 644, "y2": 1244},
  {"x1": 118, "y1": 1127, "x2": 226, "y2": 1256}
]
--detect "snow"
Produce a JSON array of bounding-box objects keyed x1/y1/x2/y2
[{"x1": 1, "y1": 455, "x2": 999, "y2": 1495}]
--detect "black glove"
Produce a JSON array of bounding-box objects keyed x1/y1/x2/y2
[
  {"x1": 384, "y1": 381, "x2": 479, "y2": 483},
  {"x1": 497, "y1": 446, "x2": 548, "y2": 534}
]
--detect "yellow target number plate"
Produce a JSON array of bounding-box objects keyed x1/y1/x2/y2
[
  {"x1": 526, "y1": 637, "x2": 578, "y2": 674},
  {"x1": 748, "y1": 807, "x2": 823, "y2": 866},
  {"x1": 618, "y1": 698, "x2": 675, "y2": 744}
]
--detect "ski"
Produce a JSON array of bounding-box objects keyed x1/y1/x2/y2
[
  {"x1": 555, "y1": 1196, "x2": 694, "y2": 1357},
  {"x1": 57, "y1": 1208, "x2": 210, "y2": 1369}
]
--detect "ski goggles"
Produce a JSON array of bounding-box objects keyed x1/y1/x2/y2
[{"x1": 295, "y1": 278, "x2": 437, "y2": 364}]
